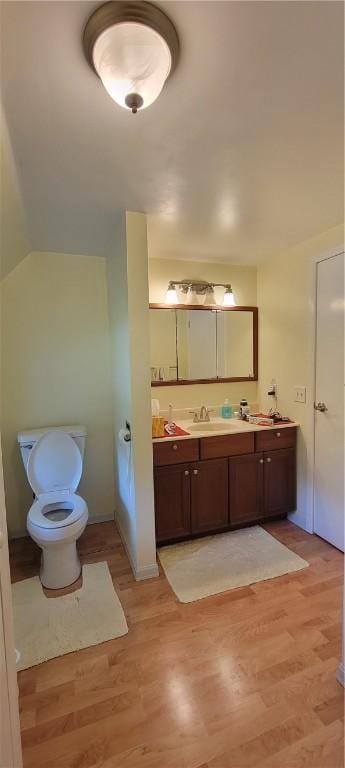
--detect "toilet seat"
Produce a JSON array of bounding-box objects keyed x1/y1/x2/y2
[
  {"x1": 28, "y1": 492, "x2": 87, "y2": 529},
  {"x1": 27, "y1": 430, "x2": 87, "y2": 530}
]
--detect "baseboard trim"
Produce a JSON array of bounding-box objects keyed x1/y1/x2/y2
[
  {"x1": 115, "y1": 513, "x2": 137, "y2": 577},
  {"x1": 135, "y1": 563, "x2": 159, "y2": 581},
  {"x1": 336, "y1": 662, "x2": 345, "y2": 687},
  {"x1": 287, "y1": 509, "x2": 313, "y2": 534},
  {"x1": 8, "y1": 528, "x2": 27, "y2": 540},
  {"x1": 115, "y1": 512, "x2": 159, "y2": 582},
  {"x1": 87, "y1": 513, "x2": 115, "y2": 525}
]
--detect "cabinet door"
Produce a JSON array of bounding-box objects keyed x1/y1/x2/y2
[
  {"x1": 264, "y1": 448, "x2": 296, "y2": 517},
  {"x1": 229, "y1": 452, "x2": 264, "y2": 524},
  {"x1": 190, "y1": 458, "x2": 229, "y2": 534},
  {"x1": 154, "y1": 463, "x2": 191, "y2": 543}
]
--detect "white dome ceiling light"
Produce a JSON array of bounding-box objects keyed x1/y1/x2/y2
[{"x1": 83, "y1": 1, "x2": 180, "y2": 114}]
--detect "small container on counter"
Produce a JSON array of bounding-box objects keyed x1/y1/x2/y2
[
  {"x1": 221, "y1": 399, "x2": 233, "y2": 419},
  {"x1": 239, "y1": 398, "x2": 250, "y2": 420},
  {"x1": 152, "y1": 416, "x2": 165, "y2": 438}
]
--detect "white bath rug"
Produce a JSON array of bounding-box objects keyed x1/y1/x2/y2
[
  {"x1": 158, "y1": 526, "x2": 309, "y2": 603},
  {"x1": 12, "y1": 561, "x2": 128, "y2": 670}
]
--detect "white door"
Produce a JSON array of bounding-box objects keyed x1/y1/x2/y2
[
  {"x1": 314, "y1": 252, "x2": 344, "y2": 551},
  {"x1": 0, "y1": 443, "x2": 22, "y2": 768}
]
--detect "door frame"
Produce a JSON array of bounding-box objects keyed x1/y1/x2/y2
[
  {"x1": 311, "y1": 245, "x2": 344, "y2": 534},
  {"x1": 0, "y1": 440, "x2": 23, "y2": 767},
  {"x1": 310, "y1": 244, "x2": 344, "y2": 690}
]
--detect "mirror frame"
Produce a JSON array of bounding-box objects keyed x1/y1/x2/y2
[{"x1": 149, "y1": 304, "x2": 258, "y2": 386}]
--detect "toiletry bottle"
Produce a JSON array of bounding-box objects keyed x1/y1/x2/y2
[
  {"x1": 240, "y1": 398, "x2": 250, "y2": 420},
  {"x1": 221, "y1": 399, "x2": 232, "y2": 419}
]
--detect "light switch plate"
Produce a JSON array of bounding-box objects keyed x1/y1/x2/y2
[{"x1": 294, "y1": 386, "x2": 306, "y2": 403}]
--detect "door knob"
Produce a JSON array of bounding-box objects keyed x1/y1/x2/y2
[
  {"x1": 172, "y1": 444, "x2": 178, "y2": 450},
  {"x1": 193, "y1": 469, "x2": 198, "y2": 475},
  {"x1": 259, "y1": 458, "x2": 264, "y2": 464},
  {"x1": 314, "y1": 402, "x2": 328, "y2": 412},
  {"x1": 266, "y1": 457, "x2": 272, "y2": 463},
  {"x1": 184, "y1": 470, "x2": 189, "y2": 476}
]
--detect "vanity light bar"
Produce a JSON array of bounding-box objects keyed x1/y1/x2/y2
[{"x1": 164, "y1": 280, "x2": 236, "y2": 306}]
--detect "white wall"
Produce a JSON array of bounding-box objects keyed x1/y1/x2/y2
[
  {"x1": 258, "y1": 223, "x2": 344, "y2": 531},
  {"x1": 1, "y1": 250, "x2": 116, "y2": 536},
  {"x1": 0, "y1": 103, "x2": 28, "y2": 280},
  {"x1": 107, "y1": 212, "x2": 157, "y2": 580},
  {"x1": 148, "y1": 257, "x2": 258, "y2": 410}
]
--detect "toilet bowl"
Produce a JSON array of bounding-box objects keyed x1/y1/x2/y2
[{"x1": 20, "y1": 428, "x2": 88, "y2": 589}]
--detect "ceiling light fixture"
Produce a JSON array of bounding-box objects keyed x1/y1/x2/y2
[
  {"x1": 223, "y1": 285, "x2": 236, "y2": 306},
  {"x1": 83, "y1": 1, "x2": 180, "y2": 113}
]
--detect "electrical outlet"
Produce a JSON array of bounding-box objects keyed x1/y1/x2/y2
[{"x1": 294, "y1": 386, "x2": 306, "y2": 403}]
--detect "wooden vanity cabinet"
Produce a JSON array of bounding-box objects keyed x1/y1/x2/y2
[
  {"x1": 263, "y1": 447, "x2": 296, "y2": 518},
  {"x1": 155, "y1": 458, "x2": 228, "y2": 543},
  {"x1": 153, "y1": 427, "x2": 296, "y2": 544},
  {"x1": 191, "y1": 458, "x2": 228, "y2": 534},
  {"x1": 229, "y1": 447, "x2": 296, "y2": 525},
  {"x1": 229, "y1": 453, "x2": 264, "y2": 524},
  {"x1": 154, "y1": 463, "x2": 191, "y2": 543}
]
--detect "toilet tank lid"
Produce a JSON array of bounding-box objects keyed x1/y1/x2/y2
[{"x1": 17, "y1": 425, "x2": 86, "y2": 446}]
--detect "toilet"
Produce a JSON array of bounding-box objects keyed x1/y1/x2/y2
[{"x1": 17, "y1": 426, "x2": 88, "y2": 589}]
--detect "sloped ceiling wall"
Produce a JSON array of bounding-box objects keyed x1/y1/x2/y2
[{"x1": 0, "y1": 102, "x2": 29, "y2": 279}]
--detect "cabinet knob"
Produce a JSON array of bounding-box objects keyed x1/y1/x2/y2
[
  {"x1": 172, "y1": 444, "x2": 178, "y2": 451},
  {"x1": 266, "y1": 457, "x2": 272, "y2": 463},
  {"x1": 276, "y1": 432, "x2": 281, "y2": 437},
  {"x1": 193, "y1": 469, "x2": 198, "y2": 475},
  {"x1": 184, "y1": 470, "x2": 189, "y2": 476},
  {"x1": 259, "y1": 458, "x2": 264, "y2": 464}
]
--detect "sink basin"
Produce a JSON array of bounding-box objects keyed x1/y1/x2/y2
[{"x1": 188, "y1": 421, "x2": 235, "y2": 432}]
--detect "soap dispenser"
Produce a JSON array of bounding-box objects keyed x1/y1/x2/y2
[{"x1": 221, "y1": 399, "x2": 232, "y2": 419}]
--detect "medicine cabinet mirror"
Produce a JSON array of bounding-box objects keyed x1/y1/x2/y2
[{"x1": 149, "y1": 305, "x2": 258, "y2": 385}]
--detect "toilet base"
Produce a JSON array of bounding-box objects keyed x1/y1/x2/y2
[
  {"x1": 40, "y1": 541, "x2": 82, "y2": 589},
  {"x1": 27, "y1": 508, "x2": 88, "y2": 590}
]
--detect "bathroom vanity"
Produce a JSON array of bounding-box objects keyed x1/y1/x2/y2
[{"x1": 152, "y1": 421, "x2": 297, "y2": 544}]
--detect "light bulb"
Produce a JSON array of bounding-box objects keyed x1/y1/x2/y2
[
  {"x1": 223, "y1": 286, "x2": 236, "y2": 306},
  {"x1": 187, "y1": 287, "x2": 198, "y2": 304},
  {"x1": 165, "y1": 283, "x2": 178, "y2": 304},
  {"x1": 205, "y1": 287, "x2": 216, "y2": 305},
  {"x1": 93, "y1": 22, "x2": 172, "y2": 112}
]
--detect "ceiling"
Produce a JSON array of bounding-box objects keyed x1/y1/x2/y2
[{"x1": 1, "y1": 1, "x2": 344, "y2": 264}]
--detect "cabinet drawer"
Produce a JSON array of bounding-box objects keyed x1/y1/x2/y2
[
  {"x1": 153, "y1": 438, "x2": 199, "y2": 466},
  {"x1": 255, "y1": 427, "x2": 296, "y2": 453},
  {"x1": 200, "y1": 432, "x2": 254, "y2": 460}
]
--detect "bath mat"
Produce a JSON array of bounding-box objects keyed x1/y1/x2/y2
[
  {"x1": 12, "y1": 561, "x2": 128, "y2": 670},
  {"x1": 158, "y1": 526, "x2": 308, "y2": 603}
]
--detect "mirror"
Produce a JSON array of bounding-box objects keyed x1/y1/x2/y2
[
  {"x1": 176, "y1": 310, "x2": 217, "y2": 380},
  {"x1": 149, "y1": 305, "x2": 257, "y2": 385},
  {"x1": 217, "y1": 311, "x2": 254, "y2": 378},
  {"x1": 149, "y1": 309, "x2": 177, "y2": 382}
]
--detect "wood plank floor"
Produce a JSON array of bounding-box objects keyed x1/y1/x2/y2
[{"x1": 9, "y1": 520, "x2": 344, "y2": 768}]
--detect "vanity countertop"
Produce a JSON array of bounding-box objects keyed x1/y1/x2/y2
[{"x1": 152, "y1": 418, "x2": 299, "y2": 443}]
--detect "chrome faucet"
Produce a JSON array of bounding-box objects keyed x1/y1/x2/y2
[
  {"x1": 189, "y1": 405, "x2": 214, "y2": 423},
  {"x1": 199, "y1": 405, "x2": 209, "y2": 422}
]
